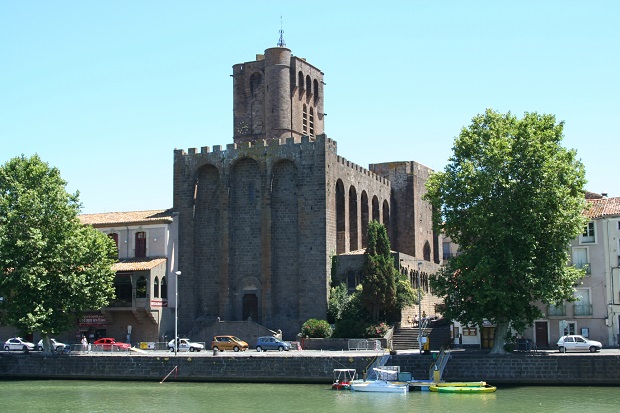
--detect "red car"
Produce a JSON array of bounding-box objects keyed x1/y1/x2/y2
[{"x1": 92, "y1": 338, "x2": 131, "y2": 351}]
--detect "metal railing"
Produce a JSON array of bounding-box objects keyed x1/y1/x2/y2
[
  {"x1": 573, "y1": 304, "x2": 593, "y2": 316},
  {"x1": 347, "y1": 339, "x2": 382, "y2": 351},
  {"x1": 429, "y1": 346, "x2": 450, "y2": 380},
  {"x1": 547, "y1": 304, "x2": 566, "y2": 316}
]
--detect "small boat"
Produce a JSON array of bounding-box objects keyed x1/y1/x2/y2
[
  {"x1": 429, "y1": 381, "x2": 496, "y2": 393},
  {"x1": 332, "y1": 369, "x2": 356, "y2": 390},
  {"x1": 349, "y1": 368, "x2": 409, "y2": 394}
]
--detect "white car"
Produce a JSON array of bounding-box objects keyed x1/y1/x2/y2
[
  {"x1": 557, "y1": 335, "x2": 602, "y2": 353},
  {"x1": 37, "y1": 338, "x2": 67, "y2": 352},
  {"x1": 3, "y1": 337, "x2": 35, "y2": 352},
  {"x1": 167, "y1": 338, "x2": 205, "y2": 352}
]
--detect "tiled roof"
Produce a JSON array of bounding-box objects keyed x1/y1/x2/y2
[
  {"x1": 113, "y1": 257, "x2": 167, "y2": 272},
  {"x1": 79, "y1": 209, "x2": 174, "y2": 227},
  {"x1": 584, "y1": 197, "x2": 620, "y2": 219}
]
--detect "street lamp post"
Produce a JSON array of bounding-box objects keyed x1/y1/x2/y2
[
  {"x1": 417, "y1": 261, "x2": 423, "y2": 353},
  {"x1": 174, "y1": 270, "x2": 181, "y2": 355}
]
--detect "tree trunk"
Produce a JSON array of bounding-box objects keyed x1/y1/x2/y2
[{"x1": 488, "y1": 322, "x2": 510, "y2": 355}]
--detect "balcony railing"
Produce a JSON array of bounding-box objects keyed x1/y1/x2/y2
[
  {"x1": 547, "y1": 304, "x2": 566, "y2": 316},
  {"x1": 573, "y1": 262, "x2": 591, "y2": 275},
  {"x1": 573, "y1": 304, "x2": 593, "y2": 316}
]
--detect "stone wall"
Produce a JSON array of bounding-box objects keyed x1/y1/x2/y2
[{"x1": 3, "y1": 352, "x2": 620, "y2": 385}]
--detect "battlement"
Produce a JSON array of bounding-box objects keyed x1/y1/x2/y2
[
  {"x1": 174, "y1": 134, "x2": 337, "y2": 158},
  {"x1": 336, "y1": 155, "x2": 391, "y2": 187}
]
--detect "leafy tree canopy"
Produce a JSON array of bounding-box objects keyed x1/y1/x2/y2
[
  {"x1": 424, "y1": 110, "x2": 587, "y2": 353},
  {"x1": 0, "y1": 155, "x2": 117, "y2": 349}
]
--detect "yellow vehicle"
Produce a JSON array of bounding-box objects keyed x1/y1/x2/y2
[{"x1": 211, "y1": 335, "x2": 249, "y2": 352}]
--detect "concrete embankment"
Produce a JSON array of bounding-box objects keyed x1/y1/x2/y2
[{"x1": 2, "y1": 351, "x2": 620, "y2": 385}]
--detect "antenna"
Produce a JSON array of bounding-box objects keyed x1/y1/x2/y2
[{"x1": 277, "y1": 15, "x2": 286, "y2": 47}]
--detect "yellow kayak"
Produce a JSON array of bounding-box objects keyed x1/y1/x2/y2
[
  {"x1": 433, "y1": 381, "x2": 487, "y2": 387},
  {"x1": 430, "y1": 385, "x2": 496, "y2": 393}
]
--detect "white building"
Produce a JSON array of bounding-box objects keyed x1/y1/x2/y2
[{"x1": 78, "y1": 209, "x2": 179, "y2": 344}]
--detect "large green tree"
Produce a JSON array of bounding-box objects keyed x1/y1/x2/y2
[
  {"x1": 0, "y1": 155, "x2": 117, "y2": 351},
  {"x1": 361, "y1": 220, "x2": 415, "y2": 322},
  {"x1": 424, "y1": 110, "x2": 587, "y2": 354}
]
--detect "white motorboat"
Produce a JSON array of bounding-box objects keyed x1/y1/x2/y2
[{"x1": 349, "y1": 368, "x2": 409, "y2": 394}]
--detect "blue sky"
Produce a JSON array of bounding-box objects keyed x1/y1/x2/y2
[{"x1": 1, "y1": 1, "x2": 618, "y2": 213}]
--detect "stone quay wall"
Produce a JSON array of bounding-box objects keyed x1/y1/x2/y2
[{"x1": 2, "y1": 352, "x2": 620, "y2": 385}]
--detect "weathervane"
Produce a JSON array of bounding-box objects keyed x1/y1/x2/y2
[{"x1": 277, "y1": 15, "x2": 286, "y2": 47}]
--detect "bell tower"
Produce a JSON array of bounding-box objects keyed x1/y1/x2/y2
[{"x1": 232, "y1": 37, "x2": 325, "y2": 144}]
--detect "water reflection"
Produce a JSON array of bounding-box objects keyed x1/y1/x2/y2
[{"x1": 0, "y1": 381, "x2": 618, "y2": 413}]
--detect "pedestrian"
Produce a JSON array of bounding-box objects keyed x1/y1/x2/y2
[
  {"x1": 407, "y1": 315, "x2": 413, "y2": 327},
  {"x1": 414, "y1": 314, "x2": 419, "y2": 327},
  {"x1": 81, "y1": 335, "x2": 88, "y2": 351}
]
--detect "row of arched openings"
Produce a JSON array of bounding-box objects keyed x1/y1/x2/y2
[
  {"x1": 335, "y1": 180, "x2": 390, "y2": 254},
  {"x1": 298, "y1": 71, "x2": 320, "y2": 102}
]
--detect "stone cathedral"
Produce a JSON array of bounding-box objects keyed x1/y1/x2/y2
[{"x1": 173, "y1": 45, "x2": 441, "y2": 339}]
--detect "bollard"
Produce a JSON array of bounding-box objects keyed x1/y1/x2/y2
[{"x1": 213, "y1": 349, "x2": 218, "y2": 356}]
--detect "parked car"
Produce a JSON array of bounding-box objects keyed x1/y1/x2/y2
[
  {"x1": 167, "y1": 338, "x2": 205, "y2": 352},
  {"x1": 255, "y1": 336, "x2": 291, "y2": 352},
  {"x1": 557, "y1": 335, "x2": 602, "y2": 353},
  {"x1": 211, "y1": 335, "x2": 249, "y2": 352},
  {"x1": 37, "y1": 338, "x2": 67, "y2": 352},
  {"x1": 4, "y1": 337, "x2": 35, "y2": 352},
  {"x1": 92, "y1": 338, "x2": 131, "y2": 351}
]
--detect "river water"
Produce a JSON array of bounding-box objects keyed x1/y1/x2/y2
[{"x1": 1, "y1": 380, "x2": 617, "y2": 413}]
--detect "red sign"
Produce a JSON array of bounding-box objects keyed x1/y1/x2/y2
[{"x1": 150, "y1": 299, "x2": 168, "y2": 307}]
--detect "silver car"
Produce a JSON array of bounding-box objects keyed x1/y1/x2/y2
[
  {"x1": 37, "y1": 338, "x2": 67, "y2": 352},
  {"x1": 167, "y1": 338, "x2": 205, "y2": 352},
  {"x1": 557, "y1": 335, "x2": 602, "y2": 353}
]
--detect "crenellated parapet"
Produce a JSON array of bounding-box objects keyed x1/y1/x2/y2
[
  {"x1": 174, "y1": 134, "x2": 336, "y2": 170},
  {"x1": 335, "y1": 155, "x2": 390, "y2": 187}
]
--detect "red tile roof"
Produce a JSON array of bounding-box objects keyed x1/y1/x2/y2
[
  {"x1": 79, "y1": 209, "x2": 174, "y2": 227},
  {"x1": 113, "y1": 257, "x2": 167, "y2": 272},
  {"x1": 584, "y1": 197, "x2": 620, "y2": 219}
]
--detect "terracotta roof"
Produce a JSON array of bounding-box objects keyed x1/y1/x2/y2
[
  {"x1": 113, "y1": 257, "x2": 167, "y2": 272},
  {"x1": 584, "y1": 197, "x2": 620, "y2": 219},
  {"x1": 585, "y1": 191, "x2": 604, "y2": 199},
  {"x1": 79, "y1": 209, "x2": 174, "y2": 227}
]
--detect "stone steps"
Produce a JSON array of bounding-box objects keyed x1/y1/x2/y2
[{"x1": 392, "y1": 324, "x2": 451, "y2": 351}]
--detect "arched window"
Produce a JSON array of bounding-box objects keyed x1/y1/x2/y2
[
  {"x1": 305, "y1": 75, "x2": 312, "y2": 94},
  {"x1": 313, "y1": 79, "x2": 320, "y2": 102},
  {"x1": 309, "y1": 107, "x2": 315, "y2": 137},
  {"x1": 302, "y1": 104, "x2": 308, "y2": 135},
  {"x1": 336, "y1": 180, "x2": 345, "y2": 254},
  {"x1": 153, "y1": 276, "x2": 159, "y2": 298},
  {"x1": 298, "y1": 71, "x2": 304, "y2": 92},
  {"x1": 349, "y1": 186, "x2": 358, "y2": 251},
  {"x1": 161, "y1": 276, "x2": 168, "y2": 299},
  {"x1": 347, "y1": 271, "x2": 359, "y2": 293},
  {"x1": 423, "y1": 241, "x2": 431, "y2": 261},
  {"x1": 250, "y1": 72, "x2": 262, "y2": 97},
  {"x1": 136, "y1": 275, "x2": 147, "y2": 298},
  {"x1": 135, "y1": 231, "x2": 146, "y2": 257},
  {"x1": 372, "y1": 196, "x2": 380, "y2": 222},
  {"x1": 361, "y1": 191, "x2": 369, "y2": 248}
]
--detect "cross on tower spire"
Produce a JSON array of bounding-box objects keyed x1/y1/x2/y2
[{"x1": 277, "y1": 15, "x2": 286, "y2": 47}]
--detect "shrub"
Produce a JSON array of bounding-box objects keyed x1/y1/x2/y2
[
  {"x1": 365, "y1": 322, "x2": 389, "y2": 338},
  {"x1": 331, "y1": 319, "x2": 367, "y2": 338},
  {"x1": 301, "y1": 319, "x2": 332, "y2": 338}
]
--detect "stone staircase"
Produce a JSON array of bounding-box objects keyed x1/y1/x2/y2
[{"x1": 392, "y1": 322, "x2": 451, "y2": 351}]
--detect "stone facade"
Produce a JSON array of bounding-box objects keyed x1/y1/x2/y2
[
  {"x1": 2, "y1": 352, "x2": 620, "y2": 385},
  {"x1": 174, "y1": 47, "x2": 441, "y2": 341}
]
